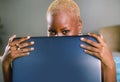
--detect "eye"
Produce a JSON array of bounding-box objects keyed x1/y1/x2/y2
[
  {"x1": 48, "y1": 30, "x2": 56, "y2": 35},
  {"x1": 62, "y1": 30, "x2": 70, "y2": 35}
]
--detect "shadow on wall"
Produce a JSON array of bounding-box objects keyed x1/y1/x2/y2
[{"x1": 0, "y1": 17, "x2": 6, "y2": 56}]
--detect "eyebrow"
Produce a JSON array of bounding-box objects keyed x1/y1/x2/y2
[
  {"x1": 61, "y1": 27, "x2": 70, "y2": 30},
  {"x1": 48, "y1": 28, "x2": 55, "y2": 32}
]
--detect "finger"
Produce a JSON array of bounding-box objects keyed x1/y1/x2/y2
[
  {"x1": 11, "y1": 47, "x2": 34, "y2": 59},
  {"x1": 99, "y1": 34, "x2": 104, "y2": 39},
  {"x1": 10, "y1": 36, "x2": 31, "y2": 46},
  {"x1": 17, "y1": 47, "x2": 34, "y2": 53},
  {"x1": 88, "y1": 33, "x2": 105, "y2": 45},
  {"x1": 80, "y1": 44, "x2": 100, "y2": 53},
  {"x1": 13, "y1": 52, "x2": 30, "y2": 59},
  {"x1": 80, "y1": 37, "x2": 102, "y2": 48},
  {"x1": 14, "y1": 36, "x2": 31, "y2": 44},
  {"x1": 84, "y1": 50, "x2": 100, "y2": 59},
  {"x1": 99, "y1": 34, "x2": 107, "y2": 43},
  {"x1": 19, "y1": 41, "x2": 34, "y2": 49},
  {"x1": 9, "y1": 35, "x2": 16, "y2": 43}
]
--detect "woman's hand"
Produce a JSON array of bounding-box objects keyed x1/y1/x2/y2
[
  {"x1": 1, "y1": 35, "x2": 34, "y2": 64},
  {"x1": 80, "y1": 33, "x2": 114, "y2": 67},
  {"x1": 1, "y1": 35, "x2": 34, "y2": 82},
  {"x1": 80, "y1": 33, "x2": 116, "y2": 82}
]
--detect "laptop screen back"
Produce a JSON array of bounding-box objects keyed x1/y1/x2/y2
[{"x1": 12, "y1": 35, "x2": 101, "y2": 82}]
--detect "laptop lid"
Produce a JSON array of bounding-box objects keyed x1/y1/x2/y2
[{"x1": 12, "y1": 35, "x2": 101, "y2": 82}]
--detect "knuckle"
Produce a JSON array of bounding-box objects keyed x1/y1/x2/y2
[
  {"x1": 90, "y1": 47, "x2": 94, "y2": 50},
  {"x1": 87, "y1": 40, "x2": 94, "y2": 45},
  {"x1": 89, "y1": 41, "x2": 95, "y2": 44},
  {"x1": 86, "y1": 46, "x2": 92, "y2": 50},
  {"x1": 19, "y1": 44, "x2": 25, "y2": 48},
  {"x1": 16, "y1": 37, "x2": 27, "y2": 43},
  {"x1": 19, "y1": 42, "x2": 31, "y2": 48},
  {"x1": 26, "y1": 42, "x2": 31, "y2": 46},
  {"x1": 83, "y1": 38, "x2": 89, "y2": 42}
]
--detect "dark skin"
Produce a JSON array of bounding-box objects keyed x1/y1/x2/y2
[
  {"x1": 1, "y1": 10, "x2": 116, "y2": 82},
  {"x1": 47, "y1": 11, "x2": 82, "y2": 36}
]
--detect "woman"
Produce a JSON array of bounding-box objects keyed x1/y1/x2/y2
[{"x1": 1, "y1": 0, "x2": 116, "y2": 82}]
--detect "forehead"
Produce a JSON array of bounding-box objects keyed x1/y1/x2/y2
[{"x1": 47, "y1": 11, "x2": 77, "y2": 28}]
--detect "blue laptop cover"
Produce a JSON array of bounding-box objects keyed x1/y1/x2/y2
[{"x1": 12, "y1": 35, "x2": 101, "y2": 82}]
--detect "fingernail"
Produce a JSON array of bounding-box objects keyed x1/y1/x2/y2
[
  {"x1": 27, "y1": 52, "x2": 30, "y2": 55},
  {"x1": 84, "y1": 50, "x2": 87, "y2": 52},
  {"x1": 31, "y1": 41, "x2": 34, "y2": 44},
  {"x1": 80, "y1": 44, "x2": 84, "y2": 47},
  {"x1": 88, "y1": 33, "x2": 91, "y2": 35},
  {"x1": 81, "y1": 38, "x2": 84, "y2": 41},
  {"x1": 13, "y1": 35, "x2": 16, "y2": 37},
  {"x1": 31, "y1": 47, "x2": 34, "y2": 50},
  {"x1": 100, "y1": 34, "x2": 103, "y2": 39},
  {"x1": 12, "y1": 35, "x2": 16, "y2": 38},
  {"x1": 27, "y1": 36, "x2": 30, "y2": 39}
]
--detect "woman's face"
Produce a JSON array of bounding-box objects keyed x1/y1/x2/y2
[{"x1": 47, "y1": 11, "x2": 82, "y2": 36}]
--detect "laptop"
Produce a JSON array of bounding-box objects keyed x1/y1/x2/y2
[{"x1": 12, "y1": 35, "x2": 101, "y2": 82}]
